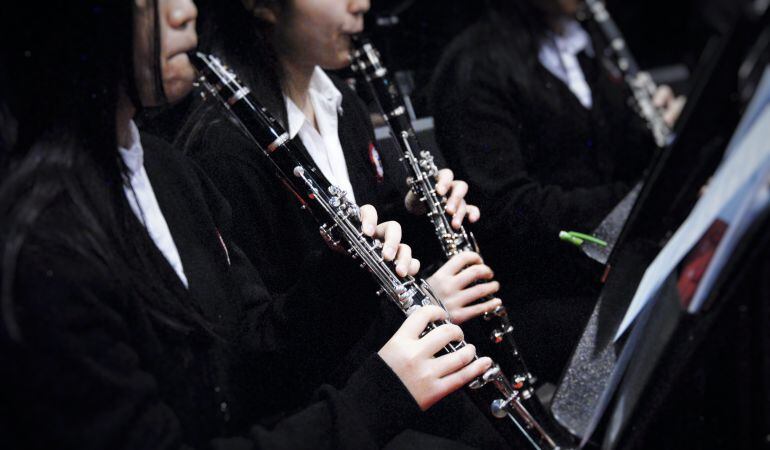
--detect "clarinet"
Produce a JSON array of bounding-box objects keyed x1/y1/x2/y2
[
  {"x1": 349, "y1": 32, "x2": 543, "y2": 391},
  {"x1": 188, "y1": 51, "x2": 563, "y2": 450},
  {"x1": 582, "y1": 0, "x2": 672, "y2": 148}
]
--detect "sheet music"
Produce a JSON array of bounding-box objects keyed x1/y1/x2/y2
[
  {"x1": 615, "y1": 69, "x2": 770, "y2": 341},
  {"x1": 688, "y1": 159, "x2": 770, "y2": 312}
]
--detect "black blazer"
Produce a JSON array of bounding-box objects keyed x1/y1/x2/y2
[
  {"x1": 185, "y1": 76, "x2": 399, "y2": 384},
  {"x1": 430, "y1": 16, "x2": 655, "y2": 381},
  {"x1": 0, "y1": 134, "x2": 422, "y2": 450},
  {"x1": 184, "y1": 75, "x2": 512, "y2": 450}
]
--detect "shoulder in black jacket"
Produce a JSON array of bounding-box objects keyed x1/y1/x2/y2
[
  {"x1": 0, "y1": 133, "x2": 424, "y2": 450},
  {"x1": 430, "y1": 16, "x2": 655, "y2": 381}
]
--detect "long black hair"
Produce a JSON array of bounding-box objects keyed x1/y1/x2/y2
[
  {"x1": 0, "y1": 1, "x2": 211, "y2": 341},
  {"x1": 176, "y1": 0, "x2": 289, "y2": 151}
]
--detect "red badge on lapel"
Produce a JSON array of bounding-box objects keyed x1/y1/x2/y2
[{"x1": 368, "y1": 142, "x2": 385, "y2": 183}]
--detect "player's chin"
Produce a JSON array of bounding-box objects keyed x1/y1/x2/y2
[
  {"x1": 324, "y1": 50, "x2": 353, "y2": 71},
  {"x1": 163, "y1": 75, "x2": 195, "y2": 104},
  {"x1": 163, "y1": 57, "x2": 196, "y2": 103}
]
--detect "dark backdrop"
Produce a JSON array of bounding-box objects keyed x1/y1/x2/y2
[{"x1": 364, "y1": 0, "x2": 752, "y2": 116}]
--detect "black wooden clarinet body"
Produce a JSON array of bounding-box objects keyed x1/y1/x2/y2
[
  {"x1": 349, "y1": 37, "x2": 574, "y2": 450},
  {"x1": 582, "y1": 0, "x2": 672, "y2": 148},
  {"x1": 189, "y1": 51, "x2": 566, "y2": 450}
]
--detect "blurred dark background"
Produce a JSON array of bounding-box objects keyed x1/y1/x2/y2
[{"x1": 363, "y1": 0, "x2": 755, "y2": 117}]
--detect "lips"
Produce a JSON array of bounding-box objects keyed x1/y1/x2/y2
[
  {"x1": 167, "y1": 31, "x2": 198, "y2": 62},
  {"x1": 342, "y1": 27, "x2": 364, "y2": 36}
]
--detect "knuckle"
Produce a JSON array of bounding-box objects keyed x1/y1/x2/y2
[
  {"x1": 464, "y1": 345, "x2": 476, "y2": 362},
  {"x1": 439, "y1": 324, "x2": 455, "y2": 338},
  {"x1": 413, "y1": 307, "x2": 430, "y2": 321},
  {"x1": 478, "y1": 301, "x2": 495, "y2": 313},
  {"x1": 425, "y1": 304, "x2": 442, "y2": 317}
]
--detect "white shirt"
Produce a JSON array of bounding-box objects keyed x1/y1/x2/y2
[
  {"x1": 119, "y1": 120, "x2": 189, "y2": 288},
  {"x1": 285, "y1": 67, "x2": 357, "y2": 204},
  {"x1": 538, "y1": 19, "x2": 594, "y2": 109}
]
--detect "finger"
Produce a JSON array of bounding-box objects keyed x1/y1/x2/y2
[
  {"x1": 664, "y1": 96, "x2": 686, "y2": 127},
  {"x1": 467, "y1": 205, "x2": 481, "y2": 223},
  {"x1": 435, "y1": 168, "x2": 453, "y2": 196},
  {"x1": 359, "y1": 204, "x2": 377, "y2": 236},
  {"x1": 404, "y1": 190, "x2": 426, "y2": 215},
  {"x1": 419, "y1": 323, "x2": 465, "y2": 356},
  {"x1": 449, "y1": 280, "x2": 500, "y2": 310},
  {"x1": 445, "y1": 281, "x2": 500, "y2": 315},
  {"x1": 438, "y1": 357, "x2": 493, "y2": 394},
  {"x1": 408, "y1": 258, "x2": 421, "y2": 277},
  {"x1": 445, "y1": 181, "x2": 468, "y2": 215},
  {"x1": 375, "y1": 221, "x2": 402, "y2": 261},
  {"x1": 451, "y1": 297, "x2": 503, "y2": 324},
  {"x1": 455, "y1": 264, "x2": 495, "y2": 289},
  {"x1": 432, "y1": 344, "x2": 476, "y2": 378},
  {"x1": 451, "y1": 201, "x2": 468, "y2": 229},
  {"x1": 393, "y1": 244, "x2": 413, "y2": 277},
  {"x1": 653, "y1": 85, "x2": 674, "y2": 108},
  {"x1": 400, "y1": 305, "x2": 450, "y2": 337},
  {"x1": 440, "y1": 251, "x2": 483, "y2": 276}
]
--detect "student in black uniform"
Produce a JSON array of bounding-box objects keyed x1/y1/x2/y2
[
  {"x1": 0, "y1": 1, "x2": 493, "y2": 448},
  {"x1": 176, "y1": 1, "x2": 514, "y2": 447},
  {"x1": 180, "y1": 0, "x2": 505, "y2": 385},
  {"x1": 430, "y1": 0, "x2": 684, "y2": 381},
  {"x1": 183, "y1": 0, "x2": 501, "y2": 327}
]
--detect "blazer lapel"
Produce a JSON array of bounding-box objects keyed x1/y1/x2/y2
[
  {"x1": 338, "y1": 102, "x2": 378, "y2": 208},
  {"x1": 141, "y1": 137, "x2": 231, "y2": 323}
]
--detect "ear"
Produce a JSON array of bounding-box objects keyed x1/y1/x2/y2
[
  {"x1": 241, "y1": 0, "x2": 278, "y2": 24},
  {"x1": 251, "y1": 6, "x2": 278, "y2": 24}
]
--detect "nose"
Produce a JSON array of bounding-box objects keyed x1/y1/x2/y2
[
  {"x1": 169, "y1": 0, "x2": 198, "y2": 30},
  {"x1": 348, "y1": 0, "x2": 370, "y2": 16}
]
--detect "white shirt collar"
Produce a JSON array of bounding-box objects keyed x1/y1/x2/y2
[
  {"x1": 538, "y1": 19, "x2": 595, "y2": 109},
  {"x1": 546, "y1": 18, "x2": 593, "y2": 58},
  {"x1": 117, "y1": 120, "x2": 143, "y2": 176},
  {"x1": 117, "y1": 120, "x2": 190, "y2": 288},
  {"x1": 285, "y1": 67, "x2": 343, "y2": 139}
]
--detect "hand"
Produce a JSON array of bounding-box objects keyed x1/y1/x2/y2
[
  {"x1": 378, "y1": 305, "x2": 494, "y2": 411},
  {"x1": 405, "y1": 168, "x2": 481, "y2": 230},
  {"x1": 653, "y1": 84, "x2": 686, "y2": 127},
  {"x1": 427, "y1": 251, "x2": 502, "y2": 324},
  {"x1": 359, "y1": 204, "x2": 420, "y2": 277}
]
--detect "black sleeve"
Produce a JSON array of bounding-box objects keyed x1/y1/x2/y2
[
  {"x1": 433, "y1": 68, "x2": 630, "y2": 239},
  {"x1": 186, "y1": 151, "x2": 335, "y2": 355},
  {"x1": 2, "y1": 255, "x2": 421, "y2": 450},
  {"x1": 213, "y1": 355, "x2": 422, "y2": 450},
  {"x1": 187, "y1": 119, "x2": 391, "y2": 393},
  {"x1": 186, "y1": 146, "x2": 386, "y2": 385}
]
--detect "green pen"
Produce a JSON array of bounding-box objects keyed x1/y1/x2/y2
[{"x1": 559, "y1": 230, "x2": 608, "y2": 248}]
